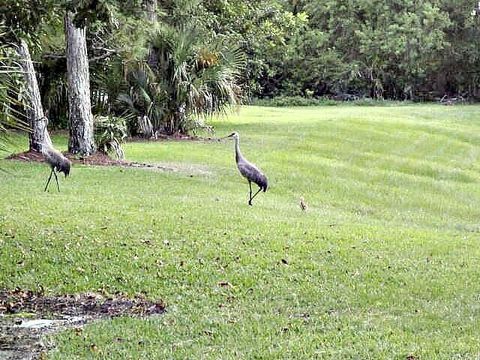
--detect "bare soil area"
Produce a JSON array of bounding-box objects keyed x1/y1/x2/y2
[
  {"x1": 0, "y1": 289, "x2": 165, "y2": 360},
  {"x1": 7, "y1": 150, "x2": 127, "y2": 167},
  {"x1": 7, "y1": 150, "x2": 215, "y2": 176}
]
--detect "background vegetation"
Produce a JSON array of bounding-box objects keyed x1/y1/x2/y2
[{"x1": 2, "y1": 0, "x2": 480, "y2": 137}]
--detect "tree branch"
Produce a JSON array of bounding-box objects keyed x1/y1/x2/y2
[{"x1": 43, "y1": 47, "x2": 118, "y2": 63}]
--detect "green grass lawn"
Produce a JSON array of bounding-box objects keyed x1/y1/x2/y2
[{"x1": 1, "y1": 105, "x2": 480, "y2": 359}]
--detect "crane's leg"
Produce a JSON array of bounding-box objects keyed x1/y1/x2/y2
[
  {"x1": 53, "y1": 170, "x2": 60, "y2": 192},
  {"x1": 44, "y1": 169, "x2": 54, "y2": 192},
  {"x1": 250, "y1": 187, "x2": 263, "y2": 203},
  {"x1": 248, "y1": 181, "x2": 253, "y2": 206}
]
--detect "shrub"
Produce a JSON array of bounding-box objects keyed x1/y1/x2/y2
[
  {"x1": 251, "y1": 96, "x2": 338, "y2": 107},
  {"x1": 250, "y1": 96, "x2": 415, "y2": 107},
  {"x1": 117, "y1": 23, "x2": 245, "y2": 136},
  {"x1": 94, "y1": 115, "x2": 128, "y2": 159}
]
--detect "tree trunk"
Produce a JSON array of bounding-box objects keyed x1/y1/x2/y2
[
  {"x1": 145, "y1": 0, "x2": 159, "y2": 69},
  {"x1": 16, "y1": 39, "x2": 52, "y2": 152},
  {"x1": 146, "y1": 0, "x2": 157, "y2": 22},
  {"x1": 65, "y1": 11, "x2": 95, "y2": 156}
]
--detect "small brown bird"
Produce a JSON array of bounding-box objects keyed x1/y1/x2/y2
[{"x1": 300, "y1": 197, "x2": 308, "y2": 211}]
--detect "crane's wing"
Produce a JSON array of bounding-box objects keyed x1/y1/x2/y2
[
  {"x1": 42, "y1": 147, "x2": 70, "y2": 172},
  {"x1": 237, "y1": 161, "x2": 268, "y2": 191}
]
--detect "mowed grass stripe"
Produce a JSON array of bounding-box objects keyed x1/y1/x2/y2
[{"x1": 1, "y1": 105, "x2": 480, "y2": 358}]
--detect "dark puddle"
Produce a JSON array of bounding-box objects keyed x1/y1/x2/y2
[{"x1": 0, "y1": 289, "x2": 165, "y2": 359}]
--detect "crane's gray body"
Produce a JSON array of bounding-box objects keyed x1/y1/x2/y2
[
  {"x1": 228, "y1": 132, "x2": 268, "y2": 205},
  {"x1": 42, "y1": 143, "x2": 71, "y2": 191},
  {"x1": 42, "y1": 146, "x2": 71, "y2": 175},
  {"x1": 236, "y1": 154, "x2": 268, "y2": 192}
]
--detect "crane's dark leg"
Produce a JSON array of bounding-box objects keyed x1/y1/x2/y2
[
  {"x1": 250, "y1": 187, "x2": 263, "y2": 204},
  {"x1": 248, "y1": 181, "x2": 253, "y2": 206},
  {"x1": 44, "y1": 169, "x2": 54, "y2": 192},
  {"x1": 53, "y1": 170, "x2": 60, "y2": 192}
]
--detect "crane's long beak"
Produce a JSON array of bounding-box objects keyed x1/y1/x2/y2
[{"x1": 219, "y1": 133, "x2": 235, "y2": 140}]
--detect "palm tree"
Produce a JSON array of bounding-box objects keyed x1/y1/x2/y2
[
  {"x1": 118, "y1": 22, "x2": 245, "y2": 135},
  {"x1": 116, "y1": 62, "x2": 167, "y2": 137},
  {"x1": 0, "y1": 30, "x2": 29, "y2": 155}
]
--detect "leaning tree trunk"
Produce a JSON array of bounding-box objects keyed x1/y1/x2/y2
[
  {"x1": 65, "y1": 11, "x2": 95, "y2": 156},
  {"x1": 16, "y1": 39, "x2": 52, "y2": 152}
]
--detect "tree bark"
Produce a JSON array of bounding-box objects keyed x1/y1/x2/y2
[
  {"x1": 65, "y1": 11, "x2": 95, "y2": 156},
  {"x1": 145, "y1": 0, "x2": 159, "y2": 69},
  {"x1": 146, "y1": 0, "x2": 157, "y2": 22},
  {"x1": 16, "y1": 39, "x2": 52, "y2": 152}
]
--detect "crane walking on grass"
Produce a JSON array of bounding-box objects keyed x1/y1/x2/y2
[
  {"x1": 225, "y1": 132, "x2": 268, "y2": 206},
  {"x1": 40, "y1": 120, "x2": 71, "y2": 192},
  {"x1": 43, "y1": 146, "x2": 71, "y2": 192}
]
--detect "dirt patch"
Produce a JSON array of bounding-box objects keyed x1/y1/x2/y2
[
  {"x1": 0, "y1": 288, "x2": 165, "y2": 360},
  {"x1": 7, "y1": 150, "x2": 214, "y2": 176},
  {"x1": 129, "y1": 132, "x2": 220, "y2": 142},
  {"x1": 5, "y1": 134, "x2": 221, "y2": 165},
  {"x1": 6, "y1": 150, "x2": 158, "y2": 170},
  {"x1": 6, "y1": 151, "x2": 127, "y2": 167},
  {"x1": 1, "y1": 289, "x2": 165, "y2": 317}
]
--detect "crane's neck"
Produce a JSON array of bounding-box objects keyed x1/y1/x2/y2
[{"x1": 234, "y1": 136, "x2": 243, "y2": 163}]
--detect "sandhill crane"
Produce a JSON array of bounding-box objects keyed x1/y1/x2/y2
[
  {"x1": 225, "y1": 132, "x2": 268, "y2": 206},
  {"x1": 40, "y1": 120, "x2": 71, "y2": 192},
  {"x1": 42, "y1": 145, "x2": 71, "y2": 192}
]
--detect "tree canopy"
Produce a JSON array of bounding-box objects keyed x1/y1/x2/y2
[{"x1": 2, "y1": 0, "x2": 480, "y2": 138}]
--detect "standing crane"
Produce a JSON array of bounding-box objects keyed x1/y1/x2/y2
[
  {"x1": 40, "y1": 119, "x2": 71, "y2": 192},
  {"x1": 225, "y1": 132, "x2": 268, "y2": 206},
  {"x1": 42, "y1": 145, "x2": 71, "y2": 192}
]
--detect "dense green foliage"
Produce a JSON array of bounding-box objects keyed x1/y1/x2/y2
[
  {"x1": 0, "y1": 28, "x2": 29, "y2": 154},
  {"x1": 94, "y1": 115, "x2": 128, "y2": 159},
  {"x1": 115, "y1": 22, "x2": 244, "y2": 135},
  {"x1": 236, "y1": 0, "x2": 480, "y2": 100},
  {"x1": 298, "y1": 0, "x2": 480, "y2": 100},
  {"x1": 2, "y1": 105, "x2": 480, "y2": 358}
]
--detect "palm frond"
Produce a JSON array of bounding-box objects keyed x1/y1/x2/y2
[
  {"x1": 0, "y1": 27, "x2": 29, "y2": 156},
  {"x1": 119, "y1": 15, "x2": 247, "y2": 135}
]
